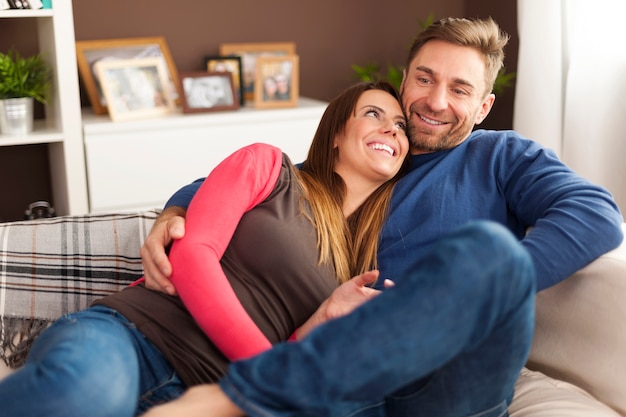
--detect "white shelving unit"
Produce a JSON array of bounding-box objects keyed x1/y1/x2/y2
[{"x1": 0, "y1": 2, "x2": 89, "y2": 215}]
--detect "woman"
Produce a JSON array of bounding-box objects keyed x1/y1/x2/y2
[{"x1": 0, "y1": 81, "x2": 409, "y2": 417}]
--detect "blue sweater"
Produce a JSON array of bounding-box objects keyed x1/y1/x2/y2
[{"x1": 166, "y1": 130, "x2": 623, "y2": 292}]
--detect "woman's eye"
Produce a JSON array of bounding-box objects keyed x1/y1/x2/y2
[
  {"x1": 396, "y1": 121, "x2": 407, "y2": 131},
  {"x1": 365, "y1": 108, "x2": 380, "y2": 118}
]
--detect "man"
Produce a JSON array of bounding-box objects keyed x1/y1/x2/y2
[{"x1": 142, "y1": 17, "x2": 623, "y2": 416}]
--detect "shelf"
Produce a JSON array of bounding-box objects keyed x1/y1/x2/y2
[
  {"x1": 82, "y1": 97, "x2": 328, "y2": 135},
  {"x1": 0, "y1": 0, "x2": 88, "y2": 217},
  {"x1": 0, "y1": 120, "x2": 63, "y2": 146},
  {"x1": 0, "y1": 9, "x2": 52, "y2": 18}
]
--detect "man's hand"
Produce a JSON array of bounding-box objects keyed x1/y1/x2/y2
[
  {"x1": 140, "y1": 206, "x2": 187, "y2": 295},
  {"x1": 295, "y1": 270, "x2": 394, "y2": 339}
]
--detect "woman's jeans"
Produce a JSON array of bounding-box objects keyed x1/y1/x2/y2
[
  {"x1": 0, "y1": 305, "x2": 185, "y2": 417},
  {"x1": 220, "y1": 221, "x2": 536, "y2": 417}
]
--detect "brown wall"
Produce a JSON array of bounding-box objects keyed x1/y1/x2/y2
[
  {"x1": 465, "y1": 0, "x2": 519, "y2": 131},
  {"x1": 71, "y1": 0, "x2": 465, "y2": 103},
  {"x1": 0, "y1": 0, "x2": 517, "y2": 221}
]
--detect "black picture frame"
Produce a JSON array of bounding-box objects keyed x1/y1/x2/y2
[{"x1": 204, "y1": 55, "x2": 244, "y2": 106}]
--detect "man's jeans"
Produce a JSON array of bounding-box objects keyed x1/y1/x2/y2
[
  {"x1": 220, "y1": 221, "x2": 536, "y2": 417},
  {"x1": 0, "y1": 305, "x2": 185, "y2": 417}
]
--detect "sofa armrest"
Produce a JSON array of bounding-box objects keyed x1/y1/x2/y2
[
  {"x1": 0, "y1": 210, "x2": 160, "y2": 368},
  {"x1": 527, "y1": 224, "x2": 626, "y2": 416}
]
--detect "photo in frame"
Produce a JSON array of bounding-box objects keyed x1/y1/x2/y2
[
  {"x1": 76, "y1": 37, "x2": 180, "y2": 114},
  {"x1": 254, "y1": 55, "x2": 299, "y2": 109},
  {"x1": 219, "y1": 42, "x2": 296, "y2": 102},
  {"x1": 204, "y1": 55, "x2": 244, "y2": 106},
  {"x1": 179, "y1": 71, "x2": 239, "y2": 114},
  {"x1": 93, "y1": 57, "x2": 176, "y2": 122}
]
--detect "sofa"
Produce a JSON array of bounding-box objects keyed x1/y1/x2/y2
[{"x1": 0, "y1": 210, "x2": 624, "y2": 416}]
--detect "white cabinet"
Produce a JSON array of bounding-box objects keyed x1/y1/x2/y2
[
  {"x1": 0, "y1": 2, "x2": 89, "y2": 215},
  {"x1": 83, "y1": 98, "x2": 328, "y2": 213}
]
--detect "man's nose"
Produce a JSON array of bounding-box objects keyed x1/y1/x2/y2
[{"x1": 425, "y1": 85, "x2": 448, "y2": 112}]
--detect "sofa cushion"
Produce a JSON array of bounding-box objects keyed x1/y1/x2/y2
[
  {"x1": 510, "y1": 368, "x2": 621, "y2": 417},
  {"x1": 527, "y1": 224, "x2": 626, "y2": 416},
  {"x1": 0, "y1": 210, "x2": 159, "y2": 368}
]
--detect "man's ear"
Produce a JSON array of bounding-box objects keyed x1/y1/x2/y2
[
  {"x1": 400, "y1": 68, "x2": 407, "y2": 93},
  {"x1": 475, "y1": 93, "x2": 495, "y2": 125}
]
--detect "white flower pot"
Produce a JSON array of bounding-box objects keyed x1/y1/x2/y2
[{"x1": 0, "y1": 97, "x2": 34, "y2": 136}]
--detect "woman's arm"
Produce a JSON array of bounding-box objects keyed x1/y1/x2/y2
[{"x1": 169, "y1": 143, "x2": 283, "y2": 360}]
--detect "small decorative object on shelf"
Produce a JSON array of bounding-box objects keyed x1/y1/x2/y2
[
  {"x1": 205, "y1": 55, "x2": 244, "y2": 106},
  {"x1": 0, "y1": 48, "x2": 52, "y2": 135},
  {"x1": 254, "y1": 54, "x2": 299, "y2": 109},
  {"x1": 24, "y1": 200, "x2": 56, "y2": 220},
  {"x1": 219, "y1": 42, "x2": 296, "y2": 103},
  {"x1": 179, "y1": 71, "x2": 239, "y2": 114},
  {"x1": 76, "y1": 37, "x2": 180, "y2": 115},
  {"x1": 94, "y1": 57, "x2": 176, "y2": 122}
]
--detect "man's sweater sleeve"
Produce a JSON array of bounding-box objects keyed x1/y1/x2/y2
[
  {"x1": 502, "y1": 137, "x2": 623, "y2": 291},
  {"x1": 164, "y1": 178, "x2": 204, "y2": 209},
  {"x1": 168, "y1": 143, "x2": 283, "y2": 360}
]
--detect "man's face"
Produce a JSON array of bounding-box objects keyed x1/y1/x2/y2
[{"x1": 400, "y1": 40, "x2": 495, "y2": 155}]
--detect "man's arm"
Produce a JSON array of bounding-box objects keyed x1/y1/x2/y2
[
  {"x1": 141, "y1": 179, "x2": 204, "y2": 294},
  {"x1": 163, "y1": 178, "x2": 204, "y2": 209},
  {"x1": 501, "y1": 136, "x2": 623, "y2": 290}
]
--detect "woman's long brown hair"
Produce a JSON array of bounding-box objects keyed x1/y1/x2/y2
[{"x1": 296, "y1": 81, "x2": 408, "y2": 283}]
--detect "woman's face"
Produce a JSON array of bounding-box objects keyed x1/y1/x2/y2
[{"x1": 333, "y1": 89, "x2": 408, "y2": 188}]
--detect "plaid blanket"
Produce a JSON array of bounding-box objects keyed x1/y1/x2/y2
[{"x1": 0, "y1": 210, "x2": 159, "y2": 368}]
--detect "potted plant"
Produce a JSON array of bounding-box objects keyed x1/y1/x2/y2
[{"x1": 0, "y1": 48, "x2": 52, "y2": 135}]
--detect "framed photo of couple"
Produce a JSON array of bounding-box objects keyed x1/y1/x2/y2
[
  {"x1": 254, "y1": 55, "x2": 299, "y2": 109},
  {"x1": 219, "y1": 42, "x2": 296, "y2": 103}
]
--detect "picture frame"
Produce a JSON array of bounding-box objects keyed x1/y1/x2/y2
[
  {"x1": 254, "y1": 55, "x2": 299, "y2": 109},
  {"x1": 179, "y1": 71, "x2": 239, "y2": 114},
  {"x1": 204, "y1": 55, "x2": 244, "y2": 106},
  {"x1": 93, "y1": 57, "x2": 176, "y2": 122},
  {"x1": 76, "y1": 37, "x2": 180, "y2": 115},
  {"x1": 219, "y1": 42, "x2": 296, "y2": 102}
]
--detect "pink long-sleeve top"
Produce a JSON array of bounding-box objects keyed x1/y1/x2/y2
[{"x1": 96, "y1": 143, "x2": 337, "y2": 385}]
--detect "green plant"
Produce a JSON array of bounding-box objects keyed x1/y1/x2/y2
[
  {"x1": 352, "y1": 13, "x2": 516, "y2": 95},
  {"x1": 0, "y1": 48, "x2": 52, "y2": 103}
]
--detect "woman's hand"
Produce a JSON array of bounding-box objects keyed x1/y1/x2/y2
[{"x1": 295, "y1": 270, "x2": 394, "y2": 340}]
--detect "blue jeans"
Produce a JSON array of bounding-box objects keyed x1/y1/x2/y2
[
  {"x1": 0, "y1": 306, "x2": 185, "y2": 417},
  {"x1": 220, "y1": 221, "x2": 536, "y2": 417}
]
